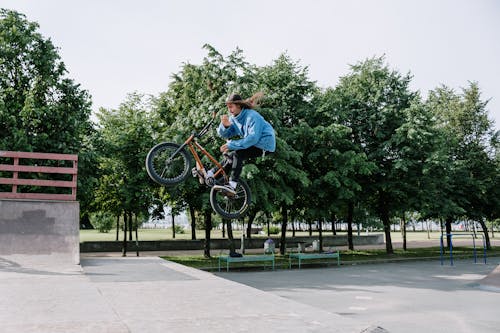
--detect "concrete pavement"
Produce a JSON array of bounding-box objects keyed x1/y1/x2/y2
[
  {"x1": 1, "y1": 252, "x2": 499, "y2": 333},
  {"x1": 218, "y1": 258, "x2": 500, "y2": 333},
  {"x1": 0, "y1": 254, "x2": 370, "y2": 333}
]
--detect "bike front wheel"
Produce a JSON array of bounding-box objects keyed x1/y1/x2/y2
[
  {"x1": 210, "y1": 179, "x2": 251, "y2": 219},
  {"x1": 146, "y1": 142, "x2": 191, "y2": 185}
]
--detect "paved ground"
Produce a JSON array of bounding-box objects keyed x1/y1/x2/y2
[
  {"x1": 0, "y1": 254, "x2": 368, "y2": 333},
  {"x1": 218, "y1": 258, "x2": 500, "y2": 333},
  {"x1": 1, "y1": 248, "x2": 499, "y2": 333}
]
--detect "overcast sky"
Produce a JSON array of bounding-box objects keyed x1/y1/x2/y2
[{"x1": 4, "y1": 0, "x2": 500, "y2": 130}]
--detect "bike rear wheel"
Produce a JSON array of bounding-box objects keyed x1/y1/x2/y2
[
  {"x1": 146, "y1": 142, "x2": 191, "y2": 185},
  {"x1": 210, "y1": 179, "x2": 251, "y2": 219}
]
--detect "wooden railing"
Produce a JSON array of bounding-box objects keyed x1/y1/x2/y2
[{"x1": 0, "y1": 151, "x2": 78, "y2": 201}]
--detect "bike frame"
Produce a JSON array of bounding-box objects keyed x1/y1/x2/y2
[
  {"x1": 175, "y1": 112, "x2": 228, "y2": 182},
  {"x1": 186, "y1": 135, "x2": 227, "y2": 180}
]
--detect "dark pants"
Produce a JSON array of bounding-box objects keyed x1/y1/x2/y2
[{"x1": 223, "y1": 146, "x2": 268, "y2": 182}]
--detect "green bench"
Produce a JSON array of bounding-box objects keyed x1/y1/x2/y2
[
  {"x1": 289, "y1": 251, "x2": 340, "y2": 269},
  {"x1": 218, "y1": 254, "x2": 275, "y2": 272}
]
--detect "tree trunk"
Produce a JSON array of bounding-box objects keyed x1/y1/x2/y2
[
  {"x1": 189, "y1": 205, "x2": 196, "y2": 240},
  {"x1": 279, "y1": 206, "x2": 288, "y2": 255},
  {"x1": 307, "y1": 220, "x2": 312, "y2": 236},
  {"x1": 291, "y1": 219, "x2": 296, "y2": 237},
  {"x1": 135, "y1": 216, "x2": 139, "y2": 257},
  {"x1": 246, "y1": 211, "x2": 257, "y2": 239},
  {"x1": 379, "y1": 195, "x2": 393, "y2": 254},
  {"x1": 171, "y1": 214, "x2": 176, "y2": 239},
  {"x1": 331, "y1": 214, "x2": 337, "y2": 236},
  {"x1": 402, "y1": 213, "x2": 407, "y2": 251},
  {"x1": 122, "y1": 212, "x2": 127, "y2": 257},
  {"x1": 347, "y1": 202, "x2": 354, "y2": 250},
  {"x1": 222, "y1": 219, "x2": 226, "y2": 238},
  {"x1": 128, "y1": 211, "x2": 133, "y2": 241},
  {"x1": 445, "y1": 217, "x2": 452, "y2": 248},
  {"x1": 116, "y1": 215, "x2": 120, "y2": 241},
  {"x1": 203, "y1": 211, "x2": 212, "y2": 258},
  {"x1": 225, "y1": 219, "x2": 236, "y2": 254},
  {"x1": 478, "y1": 218, "x2": 491, "y2": 250}
]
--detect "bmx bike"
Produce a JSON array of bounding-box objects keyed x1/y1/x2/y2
[{"x1": 145, "y1": 112, "x2": 251, "y2": 219}]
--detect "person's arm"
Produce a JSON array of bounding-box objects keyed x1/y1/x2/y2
[
  {"x1": 217, "y1": 121, "x2": 237, "y2": 138},
  {"x1": 227, "y1": 118, "x2": 263, "y2": 150}
]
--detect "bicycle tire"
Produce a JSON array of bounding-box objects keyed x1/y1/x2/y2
[
  {"x1": 210, "y1": 179, "x2": 251, "y2": 219},
  {"x1": 145, "y1": 142, "x2": 191, "y2": 185}
]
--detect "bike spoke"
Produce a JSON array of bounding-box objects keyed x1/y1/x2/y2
[{"x1": 160, "y1": 166, "x2": 169, "y2": 178}]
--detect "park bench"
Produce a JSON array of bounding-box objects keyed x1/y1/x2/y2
[
  {"x1": 218, "y1": 254, "x2": 275, "y2": 272},
  {"x1": 289, "y1": 251, "x2": 340, "y2": 269}
]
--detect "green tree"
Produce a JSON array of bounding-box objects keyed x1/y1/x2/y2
[
  {"x1": 94, "y1": 93, "x2": 155, "y2": 255},
  {"x1": 333, "y1": 56, "x2": 421, "y2": 254},
  {"x1": 0, "y1": 9, "x2": 92, "y2": 153},
  {"x1": 312, "y1": 88, "x2": 376, "y2": 250},
  {"x1": 254, "y1": 54, "x2": 314, "y2": 254},
  {"x1": 89, "y1": 211, "x2": 115, "y2": 233},
  {"x1": 0, "y1": 10, "x2": 95, "y2": 228},
  {"x1": 427, "y1": 83, "x2": 498, "y2": 248}
]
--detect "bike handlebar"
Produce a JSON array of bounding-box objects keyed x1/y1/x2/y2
[{"x1": 196, "y1": 109, "x2": 218, "y2": 138}]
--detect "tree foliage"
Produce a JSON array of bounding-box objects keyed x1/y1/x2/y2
[
  {"x1": 3, "y1": 10, "x2": 498, "y2": 254},
  {"x1": 0, "y1": 9, "x2": 92, "y2": 153},
  {"x1": 0, "y1": 9, "x2": 95, "y2": 225}
]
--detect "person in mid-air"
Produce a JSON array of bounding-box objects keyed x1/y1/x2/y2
[{"x1": 214, "y1": 92, "x2": 276, "y2": 193}]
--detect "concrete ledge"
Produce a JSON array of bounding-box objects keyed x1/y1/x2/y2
[
  {"x1": 80, "y1": 234, "x2": 384, "y2": 253},
  {"x1": 0, "y1": 199, "x2": 79, "y2": 264}
]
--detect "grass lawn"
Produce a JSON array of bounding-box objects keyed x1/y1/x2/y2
[{"x1": 80, "y1": 228, "x2": 499, "y2": 271}]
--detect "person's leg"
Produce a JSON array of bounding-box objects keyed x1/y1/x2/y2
[{"x1": 230, "y1": 146, "x2": 263, "y2": 182}]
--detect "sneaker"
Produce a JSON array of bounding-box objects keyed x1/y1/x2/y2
[
  {"x1": 191, "y1": 167, "x2": 198, "y2": 177},
  {"x1": 191, "y1": 167, "x2": 204, "y2": 184}
]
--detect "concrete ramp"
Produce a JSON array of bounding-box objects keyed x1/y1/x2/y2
[
  {"x1": 480, "y1": 264, "x2": 500, "y2": 292},
  {"x1": 0, "y1": 199, "x2": 79, "y2": 264}
]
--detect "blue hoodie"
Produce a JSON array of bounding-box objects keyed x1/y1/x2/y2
[{"x1": 217, "y1": 108, "x2": 276, "y2": 152}]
